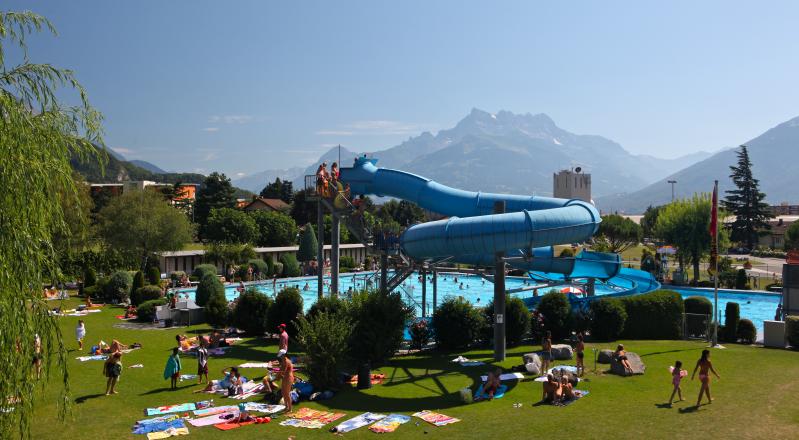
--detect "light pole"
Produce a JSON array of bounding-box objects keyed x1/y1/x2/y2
[{"x1": 667, "y1": 180, "x2": 677, "y2": 201}]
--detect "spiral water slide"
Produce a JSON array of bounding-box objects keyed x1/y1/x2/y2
[{"x1": 341, "y1": 157, "x2": 656, "y2": 291}]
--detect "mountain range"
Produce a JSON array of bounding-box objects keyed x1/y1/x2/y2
[
  {"x1": 265, "y1": 109, "x2": 712, "y2": 200},
  {"x1": 596, "y1": 116, "x2": 799, "y2": 213}
]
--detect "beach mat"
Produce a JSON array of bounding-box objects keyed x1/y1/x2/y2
[
  {"x1": 474, "y1": 383, "x2": 508, "y2": 400},
  {"x1": 214, "y1": 420, "x2": 256, "y2": 431},
  {"x1": 145, "y1": 402, "x2": 197, "y2": 416},
  {"x1": 412, "y1": 410, "x2": 460, "y2": 426},
  {"x1": 561, "y1": 390, "x2": 589, "y2": 406},
  {"x1": 369, "y1": 414, "x2": 411, "y2": 433},
  {"x1": 479, "y1": 372, "x2": 524, "y2": 382},
  {"x1": 333, "y1": 412, "x2": 386, "y2": 433}
]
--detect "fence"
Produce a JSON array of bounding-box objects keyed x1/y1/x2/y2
[{"x1": 683, "y1": 312, "x2": 711, "y2": 341}]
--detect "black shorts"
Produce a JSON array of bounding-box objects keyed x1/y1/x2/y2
[{"x1": 577, "y1": 352, "x2": 584, "y2": 359}]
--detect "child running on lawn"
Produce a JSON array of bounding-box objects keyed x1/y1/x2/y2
[
  {"x1": 163, "y1": 347, "x2": 182, "y2": 390},
  {"x1": 76, "y1": 320, "x2": 86, "y2": 350},
  {"x1": 197, "y1": 338, "x2": 209, "y2": 384},
  {"x1": 104, "y1": 352, "x2": 122, "y2": 395},
  {"x1": 668, "y1": 360, "x2": 687, "y2": 406}
]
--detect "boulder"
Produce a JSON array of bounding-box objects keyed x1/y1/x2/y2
[
  {"x1": 522, "y1": 353, "x2": 542, "y2": 375},
  {"x1": 597, "y1": 349, "x2": 614, "y2": 364},
  {"x1": 550, "y1": 344, "x2": 573, "y2": 360},
  {"x1": 610, "y1": 352, "x2": 645, "y2": 376}
]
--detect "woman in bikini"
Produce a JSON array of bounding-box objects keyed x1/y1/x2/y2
[
  {"x1": 575, "y1": 332, "x2": 585, "y2": 376},
  {"x1": 691, "y1": 349, "x2": 720, "y2": 407},
  {"x1": 614, "y1": 344, "x2": 633, "y2": 374},
  {"x1": 277, "y1": 351, "x2": 294, "y2": 413},
  {"x1": 541, "y1": 331, "x2": 553, "y2": 376}
]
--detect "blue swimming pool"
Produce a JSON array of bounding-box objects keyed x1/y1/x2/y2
[{"x1": 668, "y1": 287, "x2": 781, "y2": 334}]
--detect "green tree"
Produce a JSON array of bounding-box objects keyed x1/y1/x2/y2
[
  {"x1": 195, "y1": 172, "x2": 236, "y2": 239},
  {"x1": 655, "y1": 194, "x2": 730, "y2": 282},
  {"x1": 205, "y1": 287, "x2": 230, "y2": 328},
  {"x1": 296, "y1": 311, "x2": 352, "y2": 389},
  {"x1": 97, "y1": 190, "x2": 193, "y2": 268},
  {"x1": 51, "y1": 173, "x2": 94, "y2": 278},
  {"x1": 722, "y1": 145, "x2": 773, "y2": 249},
  {"x1": 204, "y1": 207, "x2": 258, "y2": 244},
  {"x1": 786, "y1": 221, "x2": 799, "y2": 250},
  {"x1": 640, "y1": 205, "x2": 663, "y2": 238},
  {"x1": 377, "y1": 199, "x2": 426, "y2": 226},
  {"x1": 195, "y1": 273, "x2": 224, "y2": 307},
  {"x1": 296, "y1": 224, "x2": 318, "y2": 262},
  {"x1": 288, "y1": 189, "x2": 317, "y2": 226},
  {"x1": 595, "y1": 214, "x2": 642, "y2": 253},
  {"x1": 250, "y1": 210, "x2": 298, "y2": 246},
  {"x1": 0, "y1": 13, "x2": 105, "y2": 430},
  {"x1": 259, "y1": 177, "x2": 294, "y2": 204},
  {"x1": 131, "y1": 271, "x2": 145, "y2": 298},
  {"x1": 204, "y1": 243, "x2": 256, "y2": 270}
]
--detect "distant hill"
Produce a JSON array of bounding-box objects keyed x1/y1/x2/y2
[
  {"x1": 288, "y1": 109, "x2": 711, "y2": 197},
  {"x1": 233, "y1": 166, "x2": 305, "y2": 194},
  {"x1": 596, "y1": 115, "x2": 799, "y2": 213},
  {"x1": 129, "y1": 159, "x2": 167, "y2": 174}
]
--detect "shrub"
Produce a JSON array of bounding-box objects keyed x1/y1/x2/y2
[
  {"x1": 537, "y1": 291, "x2": 572, "y2": 339},
  {"x1": 684, "y1": 296, "x2": 712, "y2": 315},
  {"x1": 205, "y1": 288, "x2": 230, "y2": 328},
  {"x1": 296, "y1": 311, "x2": 352, "y2": 389},
  {"x1": 589, "y1": 298, "x2": 627, "y2": 340},
  {"x1": 131, "y1": 271, "x2": 145, "y2": 298},
  {"x1": 248, "y1": 259, "x2": 270, "y2": 279},
  {"x1": 132, "y1": 285, "x2": 163, "y2": 306},
  {"x1": 735, "y1": 268, "x2": 748, "y2": 290},
  {"x1": 137, "y1": 298, "x2": 168, "y2": 322},
  {"x1": 737, "y1": 319, "x2": 756, "y2": 344},
  {"x1": 195, "y1": 273, "x2": 224, "y2": 307},
  {"x1": 280, "y1": 254, "x2": 301, "y2": 277},
  {"x1": 232, "y1": 288, "x2": 273, "y2": 334},
  {"x1": 347, "y1": 290, "x2": 413, "y2": 366},
  {"x1": 409, "y1": 319, "x2": 432, "y2": 350},
  {"x1": 193, "y1": 264, "x2": 218, "y2": 280},
  {"x1": 432, "y1": 297, "x2": 485, "y2": 350},
  {"x1": 267, "y1": 287, "x2": 304, "y2": 338},
  {"x1": 170, "y1": 271, "x2": 186, "y2": 284},
  {"x1": 265, "y1": 257, "x2": 275, "y2": 277},
  {"x1": 103, "y1": 270, "x2": 133, "y2": 303},
  {"x1": 786, "y1": 316, "x2": 799, "y2": 348},
  {"x1": 340, "y1": 255, "x2": 356, "y2": 271},
  {"x1": 147, "y1": 266, "x2": 161, "y2": 285},
  {"x1": 272, "y1": 261, "x2": 284, "y2": 278},
  {"x1": 307, "y1": 295, "x2": 345, "y2": 319},
  {"x1": 620, "y1": 290, "x2": 683, "y2": 339},
  {"x1": 481, "y1": 296, "x2": 530, "y2": 346},
  {"x1": 723, "y1": 302, "x2": 740, "y2": 342},
  {"x1": 83, "y1": 285, "x2": 101, "y2": 300},
  {"x1": 83, "y1": 267, "x2": 97, "y2": 288}
]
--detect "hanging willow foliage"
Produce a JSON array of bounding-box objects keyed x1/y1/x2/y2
[{"x1": 0, "y1": 11, "x2": 103, "y2": 438}]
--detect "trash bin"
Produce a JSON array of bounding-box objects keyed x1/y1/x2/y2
[
  {"x1": 357, "y1": 363, "x2": 371, "y2": 389},
  {"x1": 164, "y1": 318, "x2": 173, "y2": 328}
]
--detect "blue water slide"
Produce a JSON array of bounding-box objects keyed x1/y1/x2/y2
[{"x1": 340, "y1": 157, "x2": 625, "y2": 280}]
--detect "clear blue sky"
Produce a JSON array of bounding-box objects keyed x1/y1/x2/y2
[{"x1": 6, "y1": 1, "x2": 799, "y2": 178}]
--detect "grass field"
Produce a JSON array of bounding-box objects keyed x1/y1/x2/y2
[{"x1": 31, "y1": 296, "x2": 799, "y2": 439}]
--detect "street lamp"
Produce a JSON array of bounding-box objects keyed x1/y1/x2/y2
[{"x1": 667, "y1": 180, "x2": 677, "y2": 201}]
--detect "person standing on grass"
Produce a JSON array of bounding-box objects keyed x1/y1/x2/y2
[
  {"x1": 278, "y1": 323, "x2": 289, "y2": 353},
  {"x1": 76, "y1": 320, "x2": 86, "y2": 351},
  {"x1": 668, "y1": 360, "x2": 687, "y2": 406},
  {"x1": 104, "y1": 352, "x2": 122, "y2": 395},
  {"x1": 164, "y1": 347, "x2": 182, "y2": 390},
  {"x1": 691, "y1": 349, "x2": 720, "y2": 407},
  {"x1": 575, "y1": 332, "x2": 585, "y2": 376},
  {"x1": 541, "y1": 331, "x2": 553, "y2": 376},
  {"x1": 277, "y1": 350, "x2": 294, "y2": 413},
  {"x1": 197, "y1": 338, "x2": 209, "y2": 384}
]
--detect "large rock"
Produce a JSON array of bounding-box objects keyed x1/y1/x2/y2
[
  {"x1": 522, "y1": 353, "x2": 542, "y2": 375},
  {"x1": 597, "y1": 349, "x2": 614, "y2": 364},
  {"x1": 610, "y1": 352, "x2": 646, "y2": 376},
  {"x1": 550, "y1": 344, "x2": 573, "y2": 360}
]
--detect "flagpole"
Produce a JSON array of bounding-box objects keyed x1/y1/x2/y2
[{"x1": 712, "y1": 179, "x2": 719, "y2": 347}]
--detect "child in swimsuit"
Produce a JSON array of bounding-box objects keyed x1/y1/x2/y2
[
  {"x1": 668, "y1": 360, "x2": 687, "y2": 406},
  {"x1": 691, "y1": 349, "x2": 720, "y2": 407},
  {"x1": 575, "y1": 332, "x2": 585, "y2": 376}
]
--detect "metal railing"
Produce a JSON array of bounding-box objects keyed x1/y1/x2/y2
[{"x1": 683, "y1": 312, "x2": 711, "y2": 341}]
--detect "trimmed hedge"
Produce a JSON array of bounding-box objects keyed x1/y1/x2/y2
[
  {"x1": 684, "y1": 296, "x2": 712, "y2": 315},
  {"x1": 787, "y1": 316, "x2": 799, "y2": 348},
  {"x1": 233, "y1": 288, "x2": 273, "y2": 334},
  {"x1": 724, "y1": 302, "x2": 740, "y2": 342},
  {"x1": 537, "y1": 291, "x2": 572, "y2": 339},
  {"x1": 132, "y1": 271, "x2": 145, "y2": 298},
  {"x1": 195, "y1": 273, "x2": 224, "y2": 307},
  {"x1": 737, "y1": 319, "x2": 756, "y2": 344},
  {"x1": 193, "y1": 264, "x2": 218, "y2": 279},
  {"x1": 432, "y1": 297, "x2": 485, "y2": 349},
  {"x1": 147, "y1": 266, "x2": 161, "y2": 285},
  {"x1": 132, "y1": 285, "x2": 163, "y2": 306},
  {"x1": 481, "y1": 296, "x2": 530, "y2": 346},
  {"x1": 248, "y1": 259, "x2": 270, "y2": 278},
  {"x1": 137, "y1": 298, "x2": 168, "y2": 322},
  {"x1": 267, "y1": 287, "x2": 304, "y2": 338},
  {"x1": 340, "y1": 255, "x2": 356, "y2": 271},
  {"x1": 620, "y1": 290, "x2": 683, "y2": 339},
  {"x1": 103, "y1": 271, "x2": 133, "y2": 303},
  {"x1": 205, "y1": 287, "x2": 230, "y2": 328},
  {"x1": 346, "y1": 290, "x2": 413, "y2": 366},
  {"x1": 280, "y1": 254, "x2": 301, "y2": 278},
  {"x1": 589, "y1": 298, "x2": 627, "y2": 340},
  {"x1": 307, "y1": 295, "x2": 345, "y2": 319}
]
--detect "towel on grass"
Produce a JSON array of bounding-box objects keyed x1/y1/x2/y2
[
  {"x1": 179, "y1": 374, "x2": 197, "y2": 380},
  {"x1": 560, "y1": 390, "x2": 589, "y2": 406},
  {"x1": 242, "y1": 403, "x2": 285, "y2": 414},
  {"x1": 133, "y1": 418, "x2": 185, "y2": 435},
  {"x1": 145, "y1": 402, "x2": 197, "y2": 416},
  {"x1": 214, "y1": 420, "x2": 256, "y2": 431},
  {"x1": 479, "y1": 372, "x2": 524, "y2": 382},
  {"x1": 193, "y1": 405, "x2": 237, "y2": 417},
  {"x1": 369, "y1": 414, "x2": 411, "y2": 433},
  {"x1": 460, "y1": 361, "x2": 486, "y2": 367},
  {"x1": 146, "y1": 427, "x2": 189, "y2": 439},
  {"x1": 238, "y1": 362, "x2": 272, "y2": 369},
  {"x1": 188, "y1": 412, "x2": 238, "y2": 427},
  {"x1": 333, "y1": 412, "x2": 386, "y2": 433},
  {"x1": 474, "y1": 383, "x2": 508, "y2": 400},
  {"x1": 77, "y1": 355, "x2": 108, "y2": 362},
  {"x1": 413, "y1": 410, "x2": 460, "y2": 426}
]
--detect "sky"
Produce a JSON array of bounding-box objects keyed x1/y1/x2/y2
[{"x1": 6, "y1": 1, "x2": 799, "y2": 179}]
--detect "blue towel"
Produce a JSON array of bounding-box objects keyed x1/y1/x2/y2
[
  {"x1": 475, "y1": 383, "x2": 508, "y2": 399},
  {"x1": 132, "y1": 418, "x2": 185, "y2": 434}
]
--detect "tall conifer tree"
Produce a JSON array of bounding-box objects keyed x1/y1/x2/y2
[{"x1": 722, "y1": 145, "x2": 772, "y2": 249}]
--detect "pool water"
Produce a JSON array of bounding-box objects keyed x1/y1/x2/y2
[{"x1": 668, "y1": 287, "x2": 781, "y2": 333}]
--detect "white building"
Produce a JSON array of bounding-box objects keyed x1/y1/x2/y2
[{"x1": 553, "y1": 168, "x2": 591, "y2": 202}]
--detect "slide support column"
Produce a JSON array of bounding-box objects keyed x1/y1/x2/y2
[
  {"x1": 432, "y1": 268, "x2": 438, "y2": 312},
  {"x1": 494, "y1": 201, "x2": 506, "y2": 362},
  {"x1": 380, "y1": 253, "x2": 388, "y2": 294},
  {"x1": 331, "y1": 215, "x2": 340, "y2": 297},
  {"x1": 421, "y1": 268, "x2": 427, "y2": 317},
  {"x1": 317, "y1": 202, "x2": 324, "y2": 300}
]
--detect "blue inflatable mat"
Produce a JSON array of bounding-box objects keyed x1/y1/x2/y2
[{"x1": 474, "y1": 383, "x2": 508, "y2": 400}]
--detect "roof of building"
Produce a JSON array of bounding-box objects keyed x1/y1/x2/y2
[
  {"x1": 243, "y1": 197, "x2": 290, "y2": 211},
  {"x1": 159, "y1": 243, "x2": 365, "y2": 257}
]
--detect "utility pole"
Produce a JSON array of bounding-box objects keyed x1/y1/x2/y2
[{"x1": 667, "y1": 180, "x2": 677, "y2": 202}]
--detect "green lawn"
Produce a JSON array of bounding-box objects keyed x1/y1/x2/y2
[{"x1": 32, "y1": 296, "x2": 799, "y2": 439}]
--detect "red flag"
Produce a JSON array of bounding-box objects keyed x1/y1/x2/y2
[{"x1": 708, "y1": 181, "x2": 718, "y2": 274}]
